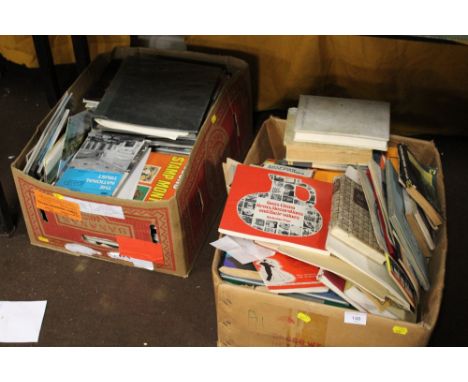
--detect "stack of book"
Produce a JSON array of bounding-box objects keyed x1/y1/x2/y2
[
  {"x1": 213, "y1": 161, "x2": 351, "y2": 308},
  {"x1": 284, "y1": 95, "x2": 390, "y2": 169},
  {"x1": 23, "y1": 54, "x2": 227, "y2": 201},
  {"x1": 213, "y1": 100, "x2": 442, "y2": 323}
]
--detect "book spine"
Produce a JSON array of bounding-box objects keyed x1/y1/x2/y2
[
  {"x1": 397, "y1": 144, "x2": 413, "y2": 188},
  {"x1": 329, "y1": 177, "x2": 343, "y2": 230}
]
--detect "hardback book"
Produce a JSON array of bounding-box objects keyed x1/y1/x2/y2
[
  {"x1": 133, "y1": 151, "x2": 188, "y2": 201},
  {"x1": 219, "y1": 253, "x2": 263, "y2": 282},
  {"x1": 317, "y1": 269, "x2": 366, "y2": 311},
  {"x1": 403, "y1": 190, "x2": 435, "y2": 257},
  {"x1": 286, "y1": 141, "x2": 373, "y2": 167},
  {"x1": 82, "y1": 58, "x2": 121, "y2": 109},
  {"x1": 397, "y1": 143, "x2": 442, "y2": 227},
  {"x1": 284, "y1": 108, "x2": 373, "y2": 165},
  {"x1": 56, "y1": 131, "x2": 149, "y2": 196},
  {"x1": 94, "y1": 54, "x2": 225, "y2": 140},
  {"x1": 252, "y1": 252, "x2": 328, "y2": 294},
  {"x1": 218, "y1": 164, "x2": 333, "y2": 256},
  {"x1": 287, "y1": 96, "x2": 390, "y2": 150},
  {"x1": 386, "y1": 159, "x2": 430, "y2": 291},
  {"x1": 327, "y1": 174, "x2": 386, "y2": 264}
]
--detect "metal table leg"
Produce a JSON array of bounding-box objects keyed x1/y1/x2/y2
[{"x1": 32, "y1": 35, "x2": 61, "y2": 107}]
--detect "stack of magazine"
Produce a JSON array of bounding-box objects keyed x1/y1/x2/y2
[
  {"x1": 212, "y1": 100, "x2": 442, "y2": 323},
  {"x1": 23, "y1": 54, "x2": 228, "y2": 201}
]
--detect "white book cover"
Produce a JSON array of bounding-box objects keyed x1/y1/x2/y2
[{"x1": 293, "y1": 95, "x2": 390, "y2": 150}]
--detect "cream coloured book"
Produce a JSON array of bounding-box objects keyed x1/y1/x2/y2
[{"x1": 292, "y1": 95, "x2": 390, "y2": 150}]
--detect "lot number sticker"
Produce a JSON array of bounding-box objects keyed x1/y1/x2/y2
[{"x1": 344, "y1": 311, "x2": 367, "y2": 326}]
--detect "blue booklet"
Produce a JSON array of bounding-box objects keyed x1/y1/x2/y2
[
  {"x1": 56, "y1": 168, "x2": 124, "y2": 196},
  {"x1": 55, "y1": 130, "x2": 149, "y2": 197}
]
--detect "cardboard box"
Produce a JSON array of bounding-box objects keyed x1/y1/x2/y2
[
  {"x1": 12, "y1": 47, "x2": 253, "y2": 277},
  {"x1": 212, "y1": 117, "x2": 447, "y2": 346}
]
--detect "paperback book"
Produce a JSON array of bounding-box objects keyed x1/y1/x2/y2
[
  {"x1": 252, "y1": 252, "x2": 328, "y2": 293},
  {"x1": 219, "y1": 253, "x2": 263, "y2": 282},
  {"x1": 56, "y1": 131, "x2": 149, "y2": 196},
  {"x1": 398, "y1": 143, "x2": 442, "y2": 227},
  {"x1": 133, "y1": 152, "x2": 188, "y2": 201},
  {"x1": 218, "y1": 164, "x2": 333, "y2": 255},
  {"x1": 24, "y1": 91, "x2": 72, "y2": 176},
  {"x1": 386, "y1": 160, "x2": 430, "y2": 291},
  {"x1": 403, "y1": 190, "x2": 436, "y2": 258}
]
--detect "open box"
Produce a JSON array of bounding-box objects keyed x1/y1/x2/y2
[
  {"x1": 212, "y1": 117, "x2": 447, "y2": 346},
  {"x1": 11, "y1": 47, "x2": 253, "y2": 277}
]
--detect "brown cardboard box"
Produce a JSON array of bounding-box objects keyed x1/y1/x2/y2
[
  {"x1": 212, "y1": 117, "x2": 447, "y2": 346},
  {"x1": 11, "y1": 47, "x2": 252, "y2": 277}
]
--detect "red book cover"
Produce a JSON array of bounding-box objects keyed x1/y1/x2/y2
[
  {"x1": 253, "y1": 252, "x2": 328, "y2": 293},
  {"x1": 320, "y1": 270, "x2": 346, "y2": 293},
  {"x1": 133, "y1": 152, "x2": 188, "y2": 201},
  {"x1": 219, "y1": 164, "x2": 333, "y2": 254}
]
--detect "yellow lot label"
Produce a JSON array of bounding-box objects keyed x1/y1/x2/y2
[
  {"x1": 392, "y1": 326, "x2": 408, "y2": 335},
  {"x1": 297, "y1": 312, "x2": 312, "y2": 323}
]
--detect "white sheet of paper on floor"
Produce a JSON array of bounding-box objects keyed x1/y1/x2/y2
[
  {"x1": 0, "y1": 301, "x2": 47, "y2": 343},
  {"x1": 211, "y1": 235, "x2": 275, "y2": 264}
]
